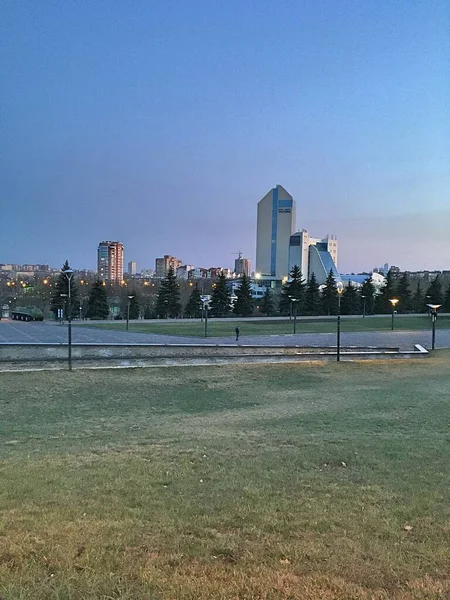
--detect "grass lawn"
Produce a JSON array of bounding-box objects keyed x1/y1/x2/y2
[
  {"x1": 84, "y1": 314, "x2": 450, "y2": 338},
  {"x1": 1, "y1": 356, "x2": 450, "y2": 599}
]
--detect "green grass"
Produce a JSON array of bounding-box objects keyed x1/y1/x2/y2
[
  {"x1": 84, "y1": 314, "x2": 450, "y2": 337},
  {"x1": 1, "y1": 356, "x2": 450, "y2": 598}
]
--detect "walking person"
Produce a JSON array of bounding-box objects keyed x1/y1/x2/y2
[{"x1": 235, "y1": 326, "x2": 240, "y2": 342}]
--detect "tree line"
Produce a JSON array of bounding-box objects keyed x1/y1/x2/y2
[{"x1": 49, "y1": 261, "x2": 450, "y2": 320}]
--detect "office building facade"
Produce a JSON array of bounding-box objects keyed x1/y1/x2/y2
[
  {"x1": 256, "y1": 185, "x2": 296, "y2": 278},
  {"x1": 288, "y1": 231, "x2": 340, "y2": 285},
  {"x1": 97, "y1": 241, "x2": 124, "y2": 282}
]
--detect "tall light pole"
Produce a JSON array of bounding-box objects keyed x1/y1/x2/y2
[
  {"x1": 336, "y1": 282, "x2": 344, "y2": 362},
  {"x1": 62, "y1": 268, "x2": 74, "y2": 371},
  {"x1": 289, "y1": 296, "x2": 299, "y2": 334},
  {"x1": 200, "y1": 297, "x2": 209, "y2": 338},
  {"x1": 389, "y1": 298, "x2": 399, "y2": 331},
  {"x1": 426, "y1": 304, "x2": 441, "y2": 350},
  {"x1": 361, "y1": 295, "x2": 366, "y2": 318},
  {"x1": 126, "y1": 295, "x2": 134, "y2": 331}
]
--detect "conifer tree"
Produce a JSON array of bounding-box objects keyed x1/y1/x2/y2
[
  {"x1": 260, "y1": 288, "x2": 276, "y2": 316},
  {"x1": 184, "y1": 286, "x2": 203, "y2": 318},
  {"x1": 396, "y1": 272, "x2": 411, "y2": 313},
  {"x1": 360, "y1": 276, "x2": 375, "y2": 315},
  {"x1": 86, "y1": 279, "x2": 109, "y2": 319},
  {"x1": 412, "y1": 281, "x2": 425, "y2": 313},
  {"x1": 375, "y1": 269, "x2": 396, "y2": 314},
  {"x1": 50, "y1": 260, "x2": 79, "y2": 319},
  {"x1": 443, "y1": 282, "x2": 450, "y2": 312},
  {"x1": 233, "y1": 274, "x2": 254, "y2": 317},
  {"x1": 304, "y1": 273, "x2": 321, "y2": 315},
  {"x1": 279, "y1": 265, "x2": 306, "y2": 315},
  {"x1": 321, "y1": 269, "x2": 338, "y2": 316},
  {"x1": 341, "y1": 281, "x2": 360, "y2": 315},
  {"x1": 155, "y1": 266, "x2": 181, "y2": 318},
  {"x1": 425, "y1": 275, "x2": 443, "y2": 305},
  {"x1": 209, "y1": 271, "x2": 231, "y2": 317}
]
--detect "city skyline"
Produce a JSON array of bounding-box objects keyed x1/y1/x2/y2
[{"x1": 1, "y1": 1, "x2": 449, "y2": 273}]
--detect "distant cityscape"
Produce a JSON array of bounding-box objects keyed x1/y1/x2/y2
[
  {"x1": 1, "y1": 184, "x2": 449, "y2": 319},
  {"x1": 1, "y1": 184, "x2": 448, "y2": 286}
]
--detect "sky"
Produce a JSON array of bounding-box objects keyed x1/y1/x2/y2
[{"x1": 1, "y1": 0, "x2": 449, "y2": 274}]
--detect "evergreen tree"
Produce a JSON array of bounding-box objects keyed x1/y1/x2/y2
[
  {"x1": 360, "y1": 276, "x2": 375, "y2": 315},
  {"x1": 260, "y1": 288, "x2": 276, "y2": 316},
  {"x1": 184, "y1": 286, "x2": 203, "y2": 318},
  {"x1": 155, "y1": 266, "x2": 181, "y2": 318},
  {"x1": 233, "y1": 274, "x2": 254, "y2": 317},
  {"x1": 304, "y1": 273, "x2": 321, "y2": 315},
  {"x1": 341, "y1": 281, "x2": 360, "y2": 315},
  {"x1": 425, "y1": 275, "x2": 443, "y2": 305},
  {"x1": 86, "y1": 279, "x2": 109, "y2": 319},
  {"x1": 209, "y1": 271, "x2": 231, "y2": 317},
  {"x1": 412, "y1": 281, "x2": 425, "y2": 313},
  {"x1": 279, "y1": 265, "x2": 306, "y2": 315},
  {"x1": 128, "y1": 294, "x2": 140, "y2": 319},
  {"x1": 321, "y1": 269, "x2": 338, "y2": 316},
  {"x1": 374, "y1": 269, "x2": 396, "y2": 314},
  {"x1": 443, "y1": 282, "x2": 450, "y2": 312},
  {"x1": 143, "y1": 304, "x2": 153, "y2": 319},
  {"x1": 396, "y1": 273, "x2": 411, "y2": 313},
  {"x1": 50, "y1": 260, "x2": 79, "y2": 319}
]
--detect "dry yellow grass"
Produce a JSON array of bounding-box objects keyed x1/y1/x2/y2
[{"x1": 1, "y1": 356, "x2": 450, "y2": 598}]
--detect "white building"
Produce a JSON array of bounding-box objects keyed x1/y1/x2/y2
[
  {"x1": 256, "y1": 185, "x2": 296, "y2": 279},
  {"x1": 288, "y1": 230, "x2": 340, "y2": 285}
]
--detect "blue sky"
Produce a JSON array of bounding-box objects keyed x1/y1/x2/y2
[{"x1": 1, "y1": 0, "x2": 449, "y2": 273}]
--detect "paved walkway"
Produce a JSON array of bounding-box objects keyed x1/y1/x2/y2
[{"x1": 0, "y1": 320, "x2": 448, "y2": 350}]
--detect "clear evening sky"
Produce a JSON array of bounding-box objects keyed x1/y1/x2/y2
[{"x1": 1, "y1": 1, "x2": 449, "y2": 273}]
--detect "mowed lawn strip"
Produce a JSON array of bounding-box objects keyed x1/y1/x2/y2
[
  {"x1": 0, "y1": 356, "x2": 449, "y2": 599},
  {"x1": 82, "y1": 314, "x2": 450, "y2": 337}
]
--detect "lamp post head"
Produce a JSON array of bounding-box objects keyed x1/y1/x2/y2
[
  {"x1": 426, "y1": 303, "x2": 441, "y2": 311},
  {"x1": 128, "y1": 295, "x2": 134, "y2": 299},
  {"x1": 336, "y1": 282, "x2": 344, "y2": 295},
  {"x1": 63, "y1": 268, "x2": 74, "y2": 274},
  {"x1": 389, "y1": 298, "x2": 399, "y2": 307}
]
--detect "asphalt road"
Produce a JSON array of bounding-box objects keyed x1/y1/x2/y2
[{"x1": 0, "y1": 320, "x2": 448, "y2": 350}]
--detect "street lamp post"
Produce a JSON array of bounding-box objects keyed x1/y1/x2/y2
[
  {"x1": 289, "y1": 296, "x2": 299, "y2": 334},
  {"x1": 336, "y1": 282, "x2": 344, "y2": 362},
  {"x1": 200, "y1": 297, "x2": 209, "y2": 337},
  {"x1": 426, "y1": 304, "x2": 441, "y2": 350},
  {"x1": 61, "y1": 268, "x2": 74, "y2": 371},
  {"x1": 389, "y1": 298, "x2": 399, "y2": 331},
  {"x1": 361, "y1": 295, "x2": 366, "y2": 318},
  {"x1": 126, "y1": 295, "x2": 134, "y2": 331}
]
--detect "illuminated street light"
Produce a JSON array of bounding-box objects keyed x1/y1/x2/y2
[
  {"x1": 126, "y1": 295, "x2": 134, "y2": 331},
  {"x1": 200, "y1": 296, "x2": 209, "y2": 338},
  {"x1": 336, "y1": 282, "x2": 344, "y2": 362},
  {"x1": 61, "y1": 268, "x2": 74, "y2": 371},
  {"x1": 426, "y1": 304, "x2": 442, "y2": 350},
  {"x1": 389, "y1": 298, "x2": 399, "y2": 331}
]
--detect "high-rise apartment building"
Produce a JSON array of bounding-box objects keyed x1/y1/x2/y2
[
  {"x1": 128, "y1": 261, "x2": 137, "y2": 276},
  {"x1": 234, "y1": 254, "x2": 251, "y2": 277},
  {"x1": 97, "y1": 241, "x2": 124, "y2": 282},
  {"x1": 256, "y1": 185, "x2": 296, "y2": 278},
  {"x1": 155, "y1": 255, "x2": 182, "y2": 278}
]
